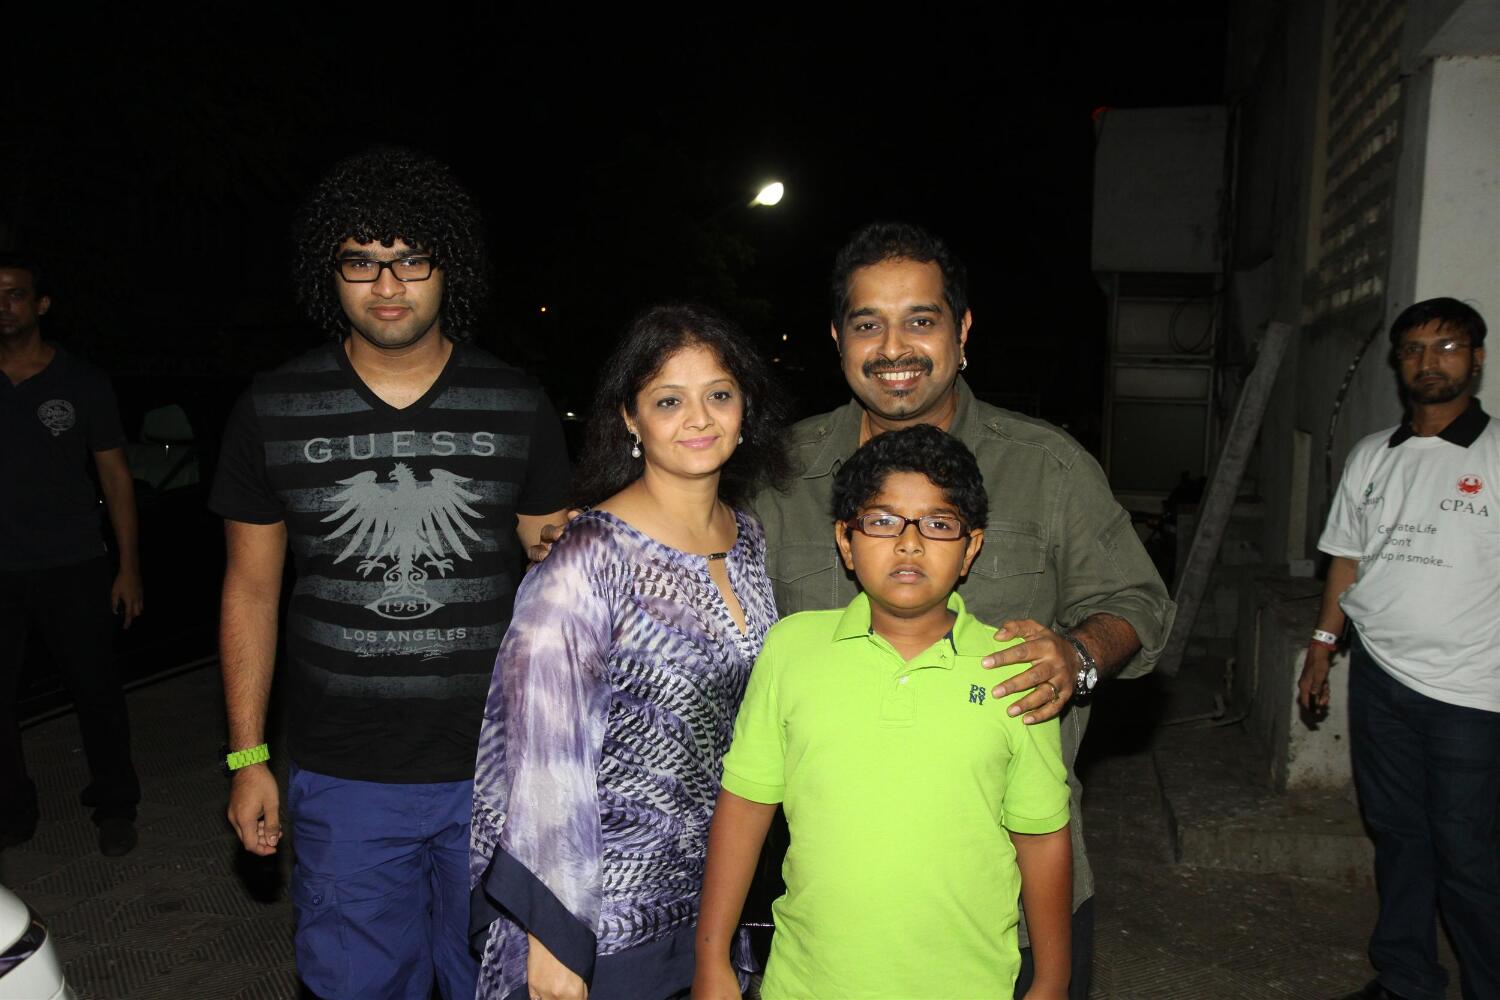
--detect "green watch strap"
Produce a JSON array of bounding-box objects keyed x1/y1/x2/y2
[{"x1": 226, "y1": 743, "x2": 270, "y2": 771}]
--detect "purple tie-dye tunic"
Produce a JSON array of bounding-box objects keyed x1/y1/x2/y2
[{"x1": 470, "y1": 508, "x2": 777, "y2": 1000}]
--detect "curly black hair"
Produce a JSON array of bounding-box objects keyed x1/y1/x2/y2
[
  {"x1": 831, "y1": 424, "x2": 988, "y2": 530},
  {"x1": 295, "y1": 146, "x2": 489, "y2": 342},
  {"x1": 572, "y1": 303, "x2": 791, "y2": 510},
  {"x1": 829, "y1": 222, "x2": 969, "y2": 330}
]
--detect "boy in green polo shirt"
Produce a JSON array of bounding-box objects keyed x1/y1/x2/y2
[{"x1": 694, "y1": 424, "x2": 1072, "y2": 1000}]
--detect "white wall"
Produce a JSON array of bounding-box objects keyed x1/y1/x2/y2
[
  {"x1": 1388, "y1": 55, "x2": 1500, "y2": 411},
  {"x1": 1416, "y1": 57, "x2": 1500, "y2": 412}
]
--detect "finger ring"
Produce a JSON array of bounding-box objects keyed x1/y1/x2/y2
[{"x1": 1045, "y1": 681, "x2": 1060, "y2": 702}]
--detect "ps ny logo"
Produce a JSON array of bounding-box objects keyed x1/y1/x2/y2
[{"x1": 968, "y1": 684, "x2": 987, "y2": 705}]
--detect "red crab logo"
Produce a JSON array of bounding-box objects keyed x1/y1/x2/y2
[{"x1": 1457, "y1": 474, "x2": 1483, "y2": 496}]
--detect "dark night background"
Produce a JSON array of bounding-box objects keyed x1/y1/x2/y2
[{"x1": 4, "y1": 5, "x2": 1228, "y2": 453}]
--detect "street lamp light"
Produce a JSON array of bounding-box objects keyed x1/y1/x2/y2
[{"x1": 750, "y1": 181, "x2": 785, "y2": 207}]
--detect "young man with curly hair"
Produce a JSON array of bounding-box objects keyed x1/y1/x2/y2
[{"x1": 210, "y1": 147, "x2": 570, "y2": 999}]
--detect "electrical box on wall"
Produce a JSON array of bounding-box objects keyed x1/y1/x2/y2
[
  {"x1": 1092, "y1": 106, "x2": 1227, "y2": 274},
  {"x1": 1091, "y1": 105, "x2": 1227, "y2": 508},
  {"x1": 1101, "y1": 273, "x2": 1218, "y2": 505}
]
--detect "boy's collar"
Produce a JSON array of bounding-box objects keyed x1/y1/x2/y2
[{"x1": 834, "y1": 590, "x2": 992, "y2": 656}]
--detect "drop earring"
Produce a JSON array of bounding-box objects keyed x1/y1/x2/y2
[
  {"x1": 959, "y1": 355, "x2": 968, "y2": 372},
  {"x1": 629, "y1": 432, "x2": 642, "y2": 459},
  {"x1": 737, "y1": 433, "x2": 744, "y2": 444}
]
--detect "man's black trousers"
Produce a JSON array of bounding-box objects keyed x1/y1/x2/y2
[{"x1": 0, "y1": 556, "x2": 140, "y2": 832}]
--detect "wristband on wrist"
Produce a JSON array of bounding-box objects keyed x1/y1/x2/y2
[
  {"x1": 225, "y1": 743, "x2": 270, "y2": 771},
  {"x1": 1310, "y1": 628, "x2": 1339, "y2": 648}
]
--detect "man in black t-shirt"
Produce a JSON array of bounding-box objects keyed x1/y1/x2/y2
[
  {"x1": 210, "y1": 149, "x2": 570, "y2": 1000},
  {"x1": 0, "y1": 253, "x2": 144, "y2": 857}
]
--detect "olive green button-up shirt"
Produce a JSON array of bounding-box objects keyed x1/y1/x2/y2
[{"x1": 749, "y1": 378, "x2": 1176, "y2": 931}]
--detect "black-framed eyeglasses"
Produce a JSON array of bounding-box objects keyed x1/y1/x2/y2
[
  {"x1": 1394, "y1": 338, "x2": 1471, "y2": 362},
  {"x1": 334, "y1": 256, "x2": 437, "y2": 283},
  {"x1": 847, "y1": 511, "x2": 970, "y2": 541}
]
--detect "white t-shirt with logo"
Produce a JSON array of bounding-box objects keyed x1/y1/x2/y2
[{"x1": 1319, "y1": 419, "x2": 1500, "y2": 711}]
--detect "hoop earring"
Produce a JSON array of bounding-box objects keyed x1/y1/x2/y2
[{"x1": 629, "y1": 432, "x2": 642, "y2": 459}]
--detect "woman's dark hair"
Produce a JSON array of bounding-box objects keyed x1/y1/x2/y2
[
  {"x1": 1388, "y1": 296, "x2": 1487, "y2": 352},
  {"x1": 572, "y1": 303, "x2": 790, "y2": 509},
  {"x1": 295, "y1": 146, "x2": 489, "y2": 342},
  {"x1": 829, "y1": 222, "x2": 969, "y2": 329},
  {"x1": 831, "y1": 424, "x2": 988, "y2": 530}
]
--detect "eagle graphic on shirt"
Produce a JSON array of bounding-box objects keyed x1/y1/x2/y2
[{"x1": 322, "y1": 462, "x2": 484, "y2": 620}]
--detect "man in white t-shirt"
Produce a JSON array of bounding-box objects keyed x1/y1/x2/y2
[{"x1": 1298, "y1": 298, "x2": 1498, "y2": 1000}]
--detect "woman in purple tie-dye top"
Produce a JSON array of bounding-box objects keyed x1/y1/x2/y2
[{"x1": 470, "y1": 305, "x2": 789, "y2": 1000}]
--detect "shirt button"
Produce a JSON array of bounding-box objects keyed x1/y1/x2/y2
[{"x1": 898, "y1": 676, "x2": 909, "y2": 685}]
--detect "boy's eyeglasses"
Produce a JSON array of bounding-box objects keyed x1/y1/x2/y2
[
  {"x1": 334, "y1": 256, "x2": 437, "y2": 283},
  {"x1": 847, "y1": 511, "x2": 969, "y2": 541}
]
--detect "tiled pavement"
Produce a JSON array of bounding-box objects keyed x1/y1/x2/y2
[
  {"x1": 2, "y1": 665, "x2": 1464, "y2": 998},
  {"x1": 4, "y1": 666, "x2": 298, "y2": 999},
  {"x1": 1079, "y1": 675, "x2": 1458, "y2": 999}
]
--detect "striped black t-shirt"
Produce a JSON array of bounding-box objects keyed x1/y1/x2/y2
[{"x1": 210, "y1": 341, "x2": 570, "y2": 782}]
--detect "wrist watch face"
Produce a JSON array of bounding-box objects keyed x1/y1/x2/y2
[{"x1": 1077, "y1": 665, "x2": 1099, "y2": 694}]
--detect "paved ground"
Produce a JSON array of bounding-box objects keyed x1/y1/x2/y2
[
  {"x1": 4, "y1": 666, "x2": 298, "y2": 999},
  {"x1": 1079, "y1": 671, "x2": 1459, "y2": 999},
  {"x1": 2, "y1": 662, "x2": 1466, "y2": 999}
]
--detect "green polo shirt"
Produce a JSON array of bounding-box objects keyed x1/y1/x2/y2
[
  {"x1": 722, "y1": 591, "x2": 1070, "y2": 1000},
  {"x1": 748, "y1": 379, "x2": 1176, "y2": 926}
]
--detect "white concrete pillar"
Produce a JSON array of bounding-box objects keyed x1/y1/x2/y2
[
  {"x1": 1284, "y1": 648, "x2": 1354, "y2": 792},
  {"x1": 1388, "y1": 54, "x2": 1500, "y2": 409}
]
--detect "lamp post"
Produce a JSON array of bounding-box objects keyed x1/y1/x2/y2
[
  {"x1": 750, "y1": 181, "x2": 785, "y2": 208},
  {"x1": 709, "y1": 180, "x2": 786, "y2": 221}
]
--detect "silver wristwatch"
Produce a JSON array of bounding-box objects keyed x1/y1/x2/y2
[{"x1": 1062, "y1": 632, "x2": 1099, "y2": 698}]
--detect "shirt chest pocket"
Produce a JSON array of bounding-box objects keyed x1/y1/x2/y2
[
  {"x1": 767, "y1": 542, "x2": 851, "y2": 615},
  {"x1": 963, "y1": 520, "x2": 1048, "y2": 620}
]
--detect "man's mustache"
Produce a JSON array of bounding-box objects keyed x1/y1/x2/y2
[{"x1": 863, "y1": 357, "x2": 934, "y2": 377}]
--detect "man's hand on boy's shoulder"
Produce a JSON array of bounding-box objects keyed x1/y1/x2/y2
[{"x1": 982, "y1": 619, "x2": 1077, "y2": 725}]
